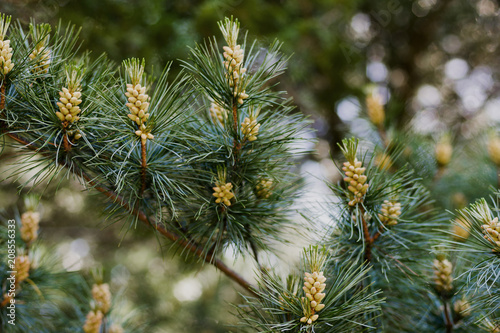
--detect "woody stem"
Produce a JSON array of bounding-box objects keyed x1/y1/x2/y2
[
  {"x1": 0, "y1": 82, "x2": 5, "y2": 110},
  {"x1": 140, "y1": 140, "x2": 147, "y2": 196}
]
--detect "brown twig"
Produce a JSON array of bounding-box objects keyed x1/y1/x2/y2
[
  {"x1": 360, "y1": 209, "x2": 373, "y2": 262},
  {"x1": 443, "y1": 301, "x2": 454, "y2": 333},
  {"x1": 377, "y1": 126, "x2": 388, "y2": 149},
  {"x1": 140, "y1": 140, "x2": 147, "y2": 196},
  {"x1": 0, "y1": 82, "x2": 5, "y2": 110},
  {"x1": 232, "y1": 101, "x2": 242, "y2": 154},
  {"x1": 1, "y1": 125, "x2": 258, "y2": 297},
  {"x1": 63, "y1": 133, "x2": 71, "y2": 152}
]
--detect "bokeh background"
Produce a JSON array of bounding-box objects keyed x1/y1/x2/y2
[{"x1": 2, "y1": 0, "x2": 500, "y2": 332}]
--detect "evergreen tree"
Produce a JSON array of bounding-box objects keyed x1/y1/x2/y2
[{"x1": 1, "y1": 10, "x2": 500, "y2": 333}]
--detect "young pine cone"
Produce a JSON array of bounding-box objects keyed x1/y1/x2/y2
[
  {"x1": 223, "y1": 44, "x2": 246, "y2": 87},
  {"x1": 452, "y1": 217, "x2": 470, "y2": 242},
  {"x1": 378, "y1": 200, "x2": 401, "y2": 226},
  {"x1": 453, "y1": 298, "x2": 471, "y2": 318},
  {"x1": 366, "y1": 92, "x2": 385, "y2": 127},
  {"x1": 213, "y1": 182, "x2": 234, "y2": 206},
  {"x1": 300, "y1": 271, "x2": 327, "y2": 325},
  {"x1": 125, "y1": 83, "x2": 150, "y2": 126},
  {"x1": 29, "y1": 44, "x2": 50, "y2": 75},
  {"x1": 83, "y1": 310, "x2": 103, "y2": 333},
  {"x1": 433, "y1": 258, "x2": 453, "y2": 293},
  {"x1": 241, "y1": 116, "x2": 260, "y2": 142},
  {"x1": 20, "y1": 210, "x2": 40, "y2": 243},
  {"x1": 488, "y1": 135, "x2": 500, "y2": 167},
  {"x1": 92, "y1": 283, "x2": 112, "y2": 314},
  {"x1": 210, "y1": 101, "x2": 227, "y2": 125},
  {"x1": 255, "y1": 178, "x2": 273, "y2": 199},
  {"x1": 56, "y1": 87, "x2": 82, "y2": 123},
  {"x1": 0, "y1": 39, "x2": 14, "y2": 75},
  {"x1": 15, "y1": 255, "x2": 31, "y2": 284},
  {"x1": 435, "y1": 139, "x2": 453, "y2": 167},
  {"x1": 342, "y1": 159, "x2": 369, "y2": 206},
  {"x1": 481, "y1": 216, "x2": 500, "y2": 251}
]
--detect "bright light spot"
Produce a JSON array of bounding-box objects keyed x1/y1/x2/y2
[
  {"x1": 55, "y1": 188, "x2": 83, "y2": 213},
  {"x1": 111, "y1": 265, "x2": 130, "y2": 286},
  {"x1": 336, "y1": 97, "x2": 360, "y2": 121},
  {"x1": 70, "y1": 238, "x2": 89, "y2": 257},
  {"x1": 412, "y1": 109, "x2": 441, "y2": 134},
  {"x1": 441, "y1": 35, "x2": 462, "y2": 54},
  {"x1": 484, "y1": 98, "x2": 500, "y2": 122},
  {"x1": 351, "y1": 119, "x2": 372, "y2": 137},
  {"x1": 173, "y1": 277, "x2": 203, "y2": 302},
  {"x1": 148, "y1": 257, "x2": 166, "y2": 276},
  {"x1": 366, "y1": 62, "x2": 388, "y2": 82},
  {"x1": 350, "y1": 13, "x2": 371, "y2": 37},
  {"x1": 299, "y1": 160, "x2": 337, "y2": 230},
  {"x1": 416, "y1": 85, "x2": 441, "y2": 107},
  {"x1": 62, "y1": 251, "x2": 82, "y2": 271},
  {"x1": 454, "y1": 68, "x2": 492, "y2": 112},
  {"x1": 470, "y1": 66, "x2": 493, "y2": 90},
  {"x1": 444, "y1": 58, "x2": 468, "y2": 80},
  {"x1": 477, "y1": 0, "x2": 497, "y2": 16},
  {"x1": 418, "y1": 0, "x2": 437, "y2": 10}
]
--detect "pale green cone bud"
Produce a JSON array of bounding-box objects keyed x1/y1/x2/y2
[{"x1": 83, "y1": 310, "x2": 103, "y2": 333}]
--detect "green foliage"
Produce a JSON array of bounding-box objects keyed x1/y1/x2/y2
[{"x1": 236, "y1": 246, "x2": 383, "y2": 332}]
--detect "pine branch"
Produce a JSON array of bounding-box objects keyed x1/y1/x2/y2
[{"x1": 0, "y1": 123, "x2": 259, "y2": 297}]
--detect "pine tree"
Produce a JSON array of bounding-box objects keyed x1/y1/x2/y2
[{"x1": 1, "y1": 11, "x2": 500, "y2": 333}]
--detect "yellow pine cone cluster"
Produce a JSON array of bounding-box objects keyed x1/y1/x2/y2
[
  {"x1": 135, "y1": 124, "x2": 154, "y2": 144},
  {"x1": 15, "y1": 255, "x2": 31, "y2": 284},
  {"x1": 109, "y1": 324, "x2": 124, "y2": 333},
  {"x1": 223, "y1": 45, "x2": 246, "y2": 87},
  {"x1": 0, "y1": 15, "x2": 14, "y2": 76},
  {"x1": 125, "y1": 83, "x2": 150, "y2": 126},
  {"x1": 125, "y1": 83, "x2": 153, "y2": 144},
  {"x1": 234, "y1": 89, "x2": 249, "y2": 105},
  {"x1": 366, "y1": 92, "x2": 385, "y2": 126},
  {"x1": 378, "y1": 200, "x2": 401, "y2": 226},
  {"x1": 342, "y1": 159, "x2": 369, "y2": 206},
  {"x1": 20, "y1": 210, "x2": 40, "y2": 243},
  {"x1": 29, "y1": 44, "x2": 50, "y2": 75},
  {"x1": 223, "y1": 45, "x2": 248, "y2": 104},
  {"x1": 481, "y1": 216, "x2": 500, "y2": 250},
  {"x1": 0, "y1": 39, "x2": 14, "y2": 76},
  {"x1": 488, "y1": 135, "x2": 500, "y2": 167},
  {"x1": 210, "y1": 101, "x2": 227, "y2": 125},
  {"x1": 452, "y1": 217, "x2": 470, "y2": 241},
  {"x1": 213, "y1": 182, "x2": 234, "y2": 206},
  {"x1": 453, "y1": 298, "x2": 471, "y2": 318},
  {"x1": 255, "y1": 178, "x2": 273, "y2": 199},
  {"x1": 433, "y1": 258, "x2": 453, "y2": 293},
  {"x1": 300, "y1": 271, "x2": 326, "y2": 325},
  {"x1": 92, "y1": 283, "x2": 112, "y2": 314},
  {"x1": 435, "y1": 139, "x2": 453, "y2": 166},
  {"x1": 83, "y1": 310, "x2": 103, "y2": 333},
  {"x1": 56, "y1": 87, "x2": 82, "y2": 124},
  {"x1": 241, "y1": 116, "x2": 260, "y2": 141}
]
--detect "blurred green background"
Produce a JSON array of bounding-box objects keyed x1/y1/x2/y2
[{"x1": 2, "y1": 0, "x2": 500, "y2": 332}]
